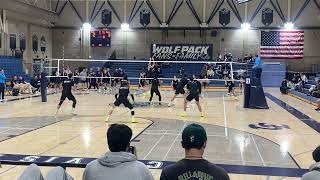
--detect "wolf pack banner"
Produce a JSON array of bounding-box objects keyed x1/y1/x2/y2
[
  {"x1": 262, "y1": 8, "x2": 273, "y2": 26},
  {"x1": 151, "y1": 44, "x2": 213, "y2": 61}
]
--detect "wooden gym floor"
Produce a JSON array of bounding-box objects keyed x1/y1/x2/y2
[{"x1": 0, "y1": 87, "x2": 319, "y2": 179}]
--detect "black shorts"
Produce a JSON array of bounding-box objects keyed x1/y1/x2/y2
[
  {"x1": 175, "y1": 88, "x2": 185, "y2": 95},
  {"x1": 151, "y1": 88, "x2": 161, "y2": 96},
  {"x1": 60, "y1": 93, "x2": 76, "y2": 101},
  {"x1": 114, "y1": 98, "x2": 133, "y2": 109},
  {"x1": 186, "y1": 94, "x2": 199, "y2": 102}
]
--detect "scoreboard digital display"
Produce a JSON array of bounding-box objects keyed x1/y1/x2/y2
[{"x1": 90, "y1": 30, "x2": 111, "y2": 47}]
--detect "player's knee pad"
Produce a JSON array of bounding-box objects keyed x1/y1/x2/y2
[{"x1": 131, "y1": 111, "x2": 135, "y2": 116}]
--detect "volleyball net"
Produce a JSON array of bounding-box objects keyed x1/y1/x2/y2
[{"x1": 43, "y1": 58, "x2": 250, "y2": 87}]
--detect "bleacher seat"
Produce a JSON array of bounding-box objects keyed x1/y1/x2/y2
[{"x1": 0, "y1": 56, "x2": 30, "y2": 82}]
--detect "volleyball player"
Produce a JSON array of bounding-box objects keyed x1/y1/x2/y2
[
  {"x1": 168, "y1": 74, "x2": 188, "y2": 107},
  {"x1": 149, "y1": 76, "x2": 161, "y2": 105},
  {"x1": 102, "y1": 68, "x2": 112, "y2": 93},
  {"x1": 181, "y1": 76, "x2": 204, "y2": 117},
  {"x1": 105, "y1": 77, "x2": 137, "y2": 123},
  {"x1": 56, "y1": 74, "x2": 77, "y2": 115},
  {"x1": 171, "y1": 76, "x2": 179, "y2": 90},
  {"x1": 138, "y1": 72, "x2": 146, "y2": 88},
  {"x1": 226, "y1": 75, "x2": 236, "y2": 96}
]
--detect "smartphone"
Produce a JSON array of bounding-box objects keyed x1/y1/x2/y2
[{"x1": 128, "y1": 146, "x2": 136, "y2": 155}]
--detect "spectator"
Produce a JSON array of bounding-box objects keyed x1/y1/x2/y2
[
  {"x1": 301, "y1": 73, "x2": 308, "y2": 84},
  {"x1": 311, "y1": 80, "x2": 320, "y2": 98},
  {"x1": 280, "y1": 79, "x2": 289, "y2": 94},
  {"x1": 160, "y1": 123, "x2": 229, "y2": 180},
  {"x1": 217, "y1": 53, "x2": 222, "y2": 61},
  {"x1": 207, "y1": 68, "x2": 214, "y2": 79},
  {"x1": 79, "y1": 68, "x2": 88, "y2": 89},
  {"x1": 30, "y1": 75, "x2": 41, "y2": 93},
  {"x1": 201, "y1": 66, "x2": 207, "y2": 78},
  {"x1": 302, "y1": 146, "x2": 320, "y2": 180},
  {"x1": 316, "y1": 100, "x2": 320, "y2": 112},
  {"x1": 83, "y1": 124, "x2": 154, "y2": 180},
  {"x1": 18, "y1": 163, "x2": 74, "y2": 180},
  {"x1": 0, "y1": 69, "x2": 5, "y2": 102}
]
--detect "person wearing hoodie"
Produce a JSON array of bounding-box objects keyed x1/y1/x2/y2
[
  {"x1": 83, "y1": 124, "x2": 154, "y2": 180},
  {"x1": 302, "y1": 146, "x2": 320, "y2": 180}
]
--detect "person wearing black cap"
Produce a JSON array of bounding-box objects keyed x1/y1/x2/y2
[
  {"x1": 302, "y1": 145, "x2": 320, "y2": 180},
  {"x1": 160, "y1": 123, "x2": 229, "y2": 180},
  {"x1": 168, "y1": 74, "x2": 188, "y2": 107},
  {"x1": 149, "y1": 76, "x2": 161, "y2": 105},
  {"x1": 106, "y1": 77, "x2": 137, "y2": 123},
  {"x1": 56, "y1": 74, "x2": 77, "y2": 115},
  {"x1": 181, "y1": 76, "x2": 203, "y2": 117}
]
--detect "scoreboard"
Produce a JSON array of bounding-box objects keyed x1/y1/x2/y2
[{"x1": 90, "y1": 30, "x2": 111, "y2": 47}]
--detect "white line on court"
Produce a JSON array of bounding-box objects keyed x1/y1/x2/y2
[
  {"x1": 250, "y1": 134, "x2": 266, "y2": 166},
  {"x1": 162, "y1": 122, "x2": 187, "y2": 161},
  {"x1": 222, "y1": 95, "x2": 228, "y2": 137},
  {"x1": 142, "y1": 130, "x2": 168, "y2": 160}
]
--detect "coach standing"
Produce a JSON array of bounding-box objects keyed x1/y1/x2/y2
[{"x1": 0, "y1": 69, "x2": 6, "y2": 102}]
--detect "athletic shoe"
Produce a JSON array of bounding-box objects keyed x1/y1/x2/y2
[
  {"x1": 131, "y1": 117, "x2": 138, "y2": 123},
  {"x1": 180, "y1": 112, "x2": 187, "y2": 117},
  {"x1": 200, "y1": 112, "x2": 204, "y2": 117},
  {"x1": 71, "y1": 108, "x2": 77, "y2": 115},
  {"x1": 105, "y1": 116, "x2": 110, "y2": 123},
  {"x1": 168, "y1": 103, "x2": 173, "y2": 107},
  {"x1": 315, "y1": 108, "x2": 320, "y2": 111}
]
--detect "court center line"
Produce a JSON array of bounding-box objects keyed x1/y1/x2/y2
[
  {"x1": 250, "y1": 134, "x2": 266, "y2": 166},
  {"x1": 162, "y1": 122, "x2": 187, "y2": 161},
  {"x1": 222, "y1": 95, "x2": 228, "y2": 137},
  {"x1": 142, "y1": 130, "x2": 168, "y2": 160}
]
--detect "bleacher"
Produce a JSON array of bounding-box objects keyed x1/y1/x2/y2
[
  {"x1": 287, "y1": 73, "x2": 320, "y2": 105},
  {"x1": 0, "y1": 56, "x2": 29, "y2": 82}
]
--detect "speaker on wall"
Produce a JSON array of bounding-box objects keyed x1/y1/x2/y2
[
  {"x1": 211, "y1": 31, "x2": 218, "y2": 37},
  {"x1": 102, "y1": 9, "x2": 112, "y2": 26}
]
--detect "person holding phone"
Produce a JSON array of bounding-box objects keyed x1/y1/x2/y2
[{"x1": 83, "y1": 124, "x2": 154, "y2": 180}]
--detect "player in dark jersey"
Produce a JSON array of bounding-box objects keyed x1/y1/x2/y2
[
  {"x1": 56, "y1": 74, "x2": 77, "y2": 115},
  {"x1": 149, "y1": 77, "x2": 162, "y2": 105},
  {"x1": 171, "y1": 76, "x2": 179, "y2": 90},
  {"x1": 138, "y1": 72, "x2": 146, "y2": 88},
  {"x1": 168, "y1": 74, "x2": 188, "y2": 107},
  {"x1": 105, "y1": 77, "x2": 137, "y2": 123},
  {"x1": 181, "y1": 76, "x2": 203, "y2": 117},
  {"x1": 226, "y1": 76, "x2": 235, "y2": 96}
]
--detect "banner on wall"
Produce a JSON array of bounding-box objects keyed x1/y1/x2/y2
[
  {"x1": 32, "y1": 35, "x2": 39, "y2": 53},
  {"x1": 9, "y1": 34, "x2": 16, "y2": 51},
  {"x1": 19, "y1": 33, "x2": 26, "y2": 52},
  {"x1": 151, "y1": 44, "x2": 213, "y2": 61},
  {"x1": 40, "y1": 36, "x2": 46, "y2": 53}
]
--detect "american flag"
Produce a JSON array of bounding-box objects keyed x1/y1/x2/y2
[{"x1": 260, "y1": 30, "x2": 304, "y2": 59}]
